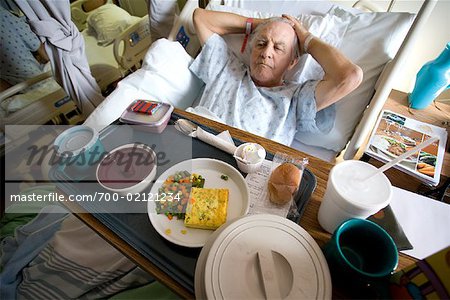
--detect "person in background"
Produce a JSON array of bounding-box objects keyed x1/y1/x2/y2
[
  {"x1": 0, "y1": 1, "x2": 49, "y2": 91},
  {"x1": 190, "y1": 8, "x2": 363, "y2": 145},
  {"x1": 0, "y1": 1, "x2": 179, "y2": 298}
]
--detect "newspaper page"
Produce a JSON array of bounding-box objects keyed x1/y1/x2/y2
[{"x1": 365, "y1": 110, "x2": 447, "y2": 186}]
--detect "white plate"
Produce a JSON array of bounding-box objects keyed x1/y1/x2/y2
[
  {"x1": 371, "y1": 135, "x2": 416, "y2": 163},
  {"x1": 401, "y1": 135, "x2": 417, "y2": 146},
  {"x1": 147, "y1": 158, "x2": 249, "y2": 248}
]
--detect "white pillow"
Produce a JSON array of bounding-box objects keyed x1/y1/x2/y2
[
  {"x1": 86, "y1": 4, "x2": 140, "y2": 46},
  {"x1": 295, "y1": 6, "x2": 414, "y2": 152},
  {"x1": 137, "y1": 38, "x2": 204, "y2": 109},
  {"x1": 122, "y1": 39, "x2": 203, "y2": 109},
  {"x1": 207, "y1": 4, "x2": 349, "y2": 83}
]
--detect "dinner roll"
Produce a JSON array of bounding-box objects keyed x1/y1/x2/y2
[{"x1": 268, "y1": 163, "x2": 302, "y2": 205}]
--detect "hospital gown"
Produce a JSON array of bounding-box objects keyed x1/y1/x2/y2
[
  {"x1": 189, "y1": 34, "x2": 335, "y2": 146},
  {"x1": 0, "y1": 6, "x2": 45, "y2": 85}
]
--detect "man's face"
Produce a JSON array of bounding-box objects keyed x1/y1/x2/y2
[{"x1": 250, "y1": 22, "x2": 298, "y2": 87}]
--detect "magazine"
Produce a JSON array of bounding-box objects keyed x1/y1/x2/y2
[{"x1": 365, "y1": 110, "x2": 448, "y2": 186}]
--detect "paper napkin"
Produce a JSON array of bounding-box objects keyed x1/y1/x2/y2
[{"x1": 190, "y1": 126, "x2": 237, "y2": 155}]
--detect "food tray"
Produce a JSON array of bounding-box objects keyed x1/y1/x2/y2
[{"x1": 49, "y1": 113, "x2": 317, "y2": 293}]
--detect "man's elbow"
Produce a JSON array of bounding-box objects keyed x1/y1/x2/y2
[
  {"x1": 339, "y1": 63, "x2": 363, "y2": 95},
  {"x1": 193, "y1": 8, "x2": 204, "y2": 29},
  {"x1": 316, "y1": 64, "x2": 363, "y2": 111}
]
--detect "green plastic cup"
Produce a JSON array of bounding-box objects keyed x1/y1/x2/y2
[{"x1": 323, "y1": 218, "x2": 398, "y2": 298}]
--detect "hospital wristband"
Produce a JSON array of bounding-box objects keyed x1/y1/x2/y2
[
  {"x1": 240, "y1": 18, "x2": 254, "y2": 53},
  {"x1": 303, "y1": 33, "x2": 315, "y2": 54}
]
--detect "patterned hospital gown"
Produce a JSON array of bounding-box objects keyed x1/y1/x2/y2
[
  {"x1": 189, "y1": 34, "x2": 335, "y2": 145},
  {"x1": 0, "y1": 6, "x2": 45, "y2": 85}
]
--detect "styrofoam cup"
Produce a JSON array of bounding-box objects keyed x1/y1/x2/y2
[{"x1": 318, "y1": 160, "x2": 392, "y2": 234}]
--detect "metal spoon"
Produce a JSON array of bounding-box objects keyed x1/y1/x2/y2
[{"x1": 174, "y1": 119, "x2": 197, "y2": 135}]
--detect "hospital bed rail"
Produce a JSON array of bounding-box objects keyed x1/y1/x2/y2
[{"x1": 0, "y1": 71, "x2": 84, "y2": 127}]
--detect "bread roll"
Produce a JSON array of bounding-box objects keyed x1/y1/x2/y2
[{"x1": 268, "y1": 163, "x2": 302, "y2": 205}]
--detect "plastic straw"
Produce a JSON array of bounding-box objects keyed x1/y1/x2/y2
[{"x1": 363, "y1": 136, "x2": 439, "y2": 182}]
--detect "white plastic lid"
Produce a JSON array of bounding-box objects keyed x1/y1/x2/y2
[
  {"x1": 197, "y1": 214, "x2": 331, "y2": 299},
  {"x1": 330, "y1": 160, "x2": 392, "y2": 212},
  {"x1": 54, "y1": 125, "x2": 98, "y2": 156}
]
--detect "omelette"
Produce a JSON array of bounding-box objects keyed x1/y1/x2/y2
[{"x1": 184, "y1": 187, "x2": 229, "y2": 230}]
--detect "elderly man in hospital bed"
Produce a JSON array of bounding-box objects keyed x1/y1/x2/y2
[{"x1": 190, "y1": 8, "x2": 363, "y2": 145}]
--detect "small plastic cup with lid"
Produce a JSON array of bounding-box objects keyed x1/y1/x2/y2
[{"x1": 233, "y1": 143, "x2": 266, "y2": 173}]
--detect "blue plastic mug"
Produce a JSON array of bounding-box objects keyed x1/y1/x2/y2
[{"x1": 323, "y1": 218, "x2": 398, "y2": 298}]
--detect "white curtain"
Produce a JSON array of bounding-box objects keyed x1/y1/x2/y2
[{"x1": 15, "y1": 0, "x2": 104, "y2": 118}]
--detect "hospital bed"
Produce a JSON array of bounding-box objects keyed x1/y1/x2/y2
[
  {"x1": 71, "y1": 0, "x2": 152, "y2": 92},
  {"x1": 0, "y1": 0, "x2": 152, "y2": 130},
  {"x1": 84, "y1": 0, "x2": 436, "y2": 162},
  {"x1": 0, "y1": 71, "x2": 83, "y2": 126},
  {"x1": 0, "y1": 1, "x2": 439, "y2": 296}
]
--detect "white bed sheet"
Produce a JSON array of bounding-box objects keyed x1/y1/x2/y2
[
  {"x1": 82, "y1": 30, "x2": 118, "y2": 68},
  {"x1": 81, "y1": 29, "x2": 125, "y2": 93}
]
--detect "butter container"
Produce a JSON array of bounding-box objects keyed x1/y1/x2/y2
[{"x1": 119, "y1": 100, "x2": 174, "y2": 133}]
